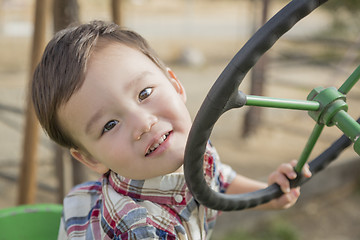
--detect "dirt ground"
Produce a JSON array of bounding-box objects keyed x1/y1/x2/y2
[{"x1": 1, "y1": 0, "x2": 360, "y2": 239}]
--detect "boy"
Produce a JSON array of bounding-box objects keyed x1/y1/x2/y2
[{"x1": 32, "y1": 20, "x2": 311, "y2": 239}]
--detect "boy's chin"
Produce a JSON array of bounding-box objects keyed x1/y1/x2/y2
[
  {"x1": 162, "y1": 163, "x2": 184, "y2": 176},
  {"x1": 173, "y1": 164, "x2": 184, "y2": 174}
]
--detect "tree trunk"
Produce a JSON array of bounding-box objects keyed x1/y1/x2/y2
[
  {"x1": 111, "y1": 0, "x2": 123, "y2": 26},
  {"x1": 53, "y1": 0, "x2": 86, "y2": 203},
  {"x1": 242, "y1": 0, "x2": 270, "y2": 138},
  {"x1": 53, "y1": 0, "x2": 79, "y2": 30},
  {"x1": 18, "y1": 0, "x2": 49, "y2": 205}
]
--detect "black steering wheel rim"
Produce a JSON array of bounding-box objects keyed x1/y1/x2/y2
[{"x1": 184, "y1": 0, "x2": 332, "y2": 211}]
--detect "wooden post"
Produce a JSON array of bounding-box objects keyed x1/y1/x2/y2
[
  {"x1": 53, "y1": 0, "x2": 81, "y2": 203},
  {"x1": 242, "y1": 0, "x2": 270, "y2": 138},
  {"x1": 18, "y1": 0, "x2": 49, "y2": 205},
  {"x1": 53, "y1": 0, "x2": 79, "y2": 30},
  {"x1": 112, "y1": 0, "x2": 123, "y2": 26}
]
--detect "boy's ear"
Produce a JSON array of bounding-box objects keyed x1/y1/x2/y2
[
  {"x1": 70, "y1": 148, "x2": 109, "y2": 174},
  {"x1": 167, "y1": 68, "x2": 187, "y2": 102}
]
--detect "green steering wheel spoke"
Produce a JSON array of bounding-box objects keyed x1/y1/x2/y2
[
  {"x1": 333, "y1": 110, "x2": 360, "y2": 142},
  {"x1": 332, "y1": 110, "x2": 360, "y2": 156},
  {"x1": 295, "y1": 123, "x2": 324, "y2": 173},
  {"x1": 295, "y1": 65, "x2": 360, "y2": 173},
  {"x1": 184, "y1": 0, "x2": 359, "y2": 212},
  {"x1": 338, "y1": 65, "x2": 360, "y2": 95},
  {"x1": 245, "y1": 95, "x2": 320, "y2": 111},
  {"x1": 244, "y1": 65, "x2": 360, "y2": 172}
]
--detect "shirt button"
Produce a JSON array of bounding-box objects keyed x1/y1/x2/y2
[{"x1": 174, "y1": 194, "x2": 183, "y2": 203}]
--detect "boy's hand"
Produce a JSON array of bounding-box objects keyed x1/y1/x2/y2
[{"x1": 268, "y1": 160, "x2": 312, "y2": 209}]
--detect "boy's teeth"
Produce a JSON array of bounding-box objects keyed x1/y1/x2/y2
[
  {"x1": 146, "y1": 133, "x2": 169, "y2": 155},
  {"x1": 151, "y1": 143, "x2": 159, "y2": 151}
]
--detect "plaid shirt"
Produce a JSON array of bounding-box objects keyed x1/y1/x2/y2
[{"x1": 58, "y1": 143, "x2": 236, "y2": 240}]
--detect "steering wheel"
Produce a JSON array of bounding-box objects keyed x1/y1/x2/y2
[{"x1": 184, "y1": 0, "x2": 360, "y2": 211}]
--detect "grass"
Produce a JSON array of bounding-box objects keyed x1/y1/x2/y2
[{"x1": 220, "y1": 217, "x2": 300, "y2": 240}]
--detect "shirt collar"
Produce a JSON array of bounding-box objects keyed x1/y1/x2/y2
[
  {"x1": 107, "y1": 142, "x2": 216, "y2": 206},
  {"x1": 108, "y1": 171, "x2": 188, "y2": 206}
]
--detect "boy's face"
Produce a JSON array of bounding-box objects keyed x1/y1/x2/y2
[{"x1": 58, "y1": 42, "x2": 192, "y2": 179}]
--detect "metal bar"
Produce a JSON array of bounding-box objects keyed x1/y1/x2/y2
[
  {"x1": 332, "y1": 110, "x2": 360, "y2": 142},
  {"x1": 245, "y1": 95, "x2": 320, "y2": 111},
  {"x1": 295, "y1": 123, "x2": 324, "y2": 173},
  {"x1": 338, "y1": 65, "x2": 360, "y2": 95}
]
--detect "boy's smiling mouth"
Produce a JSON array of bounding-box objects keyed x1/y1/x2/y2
[{"x1": 145, "y1": 131, "x2": 171, "y2": 156}]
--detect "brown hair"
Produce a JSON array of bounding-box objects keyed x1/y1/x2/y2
[{"x1": 32, "y1": 20, "x2": 168, "y2": 149}]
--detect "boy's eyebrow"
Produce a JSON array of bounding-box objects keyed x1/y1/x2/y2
[
  {"x1": 124, "y1": 71, "x2": 151, "y2": 92},
  {"x1": 85, "y1": 108, "x2": 104, "y2": 135}
]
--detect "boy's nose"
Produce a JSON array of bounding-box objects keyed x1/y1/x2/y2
[{"x1": 132, "y1": 113, "x2": 158, "y2": 141}]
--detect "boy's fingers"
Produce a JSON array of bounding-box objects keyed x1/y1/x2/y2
[
  {"x1": 271, "y1": 160, "x2": 312, "y2": 195},
  {"x1": 286, "y1": 188, "x2": 300, "y2": 206},
  {"x1": 302, "y1": 163, "x2": 312, "y2": 178},
  {"x1": 290, "y1": 160, "x2": 312, "y2": 178},
  {"x1": 271, "y1": 171, "x2": 291, "y2": 193},
  {"x1": 292, "y1": 187, "x2": 300, "y2": 198},
  {"x1": 290, "y1": 159, "x2": 298, "y2": 167},
  {"x1": 277, "y1": 163, "x2": 297, "y2": 180},
  {"x1": 274, "y1": 187, "x2": 300, "y2": 209}
]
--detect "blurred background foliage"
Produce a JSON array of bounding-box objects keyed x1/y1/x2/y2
[{"x1": 324, "y1": 0, "x2": 360, "y2": 36}]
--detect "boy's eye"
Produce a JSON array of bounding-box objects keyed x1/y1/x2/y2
[
  {"x1": 102, "y1": 120, "x2": 119, "y2": 134},
  {"x1": 138, "y1": 87, "x2": 153, "y2": 102}
]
